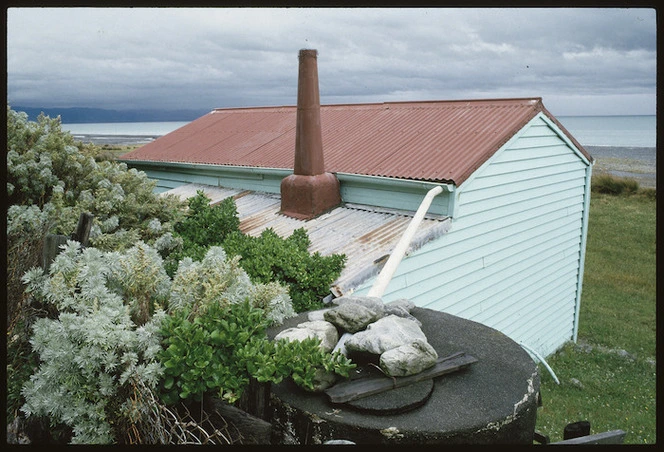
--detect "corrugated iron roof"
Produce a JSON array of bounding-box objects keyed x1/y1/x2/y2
[
  {"x1": 121, "y1": 97, "x2": 591, "y2": 186},
  {"x1": 164, "y1": 183, "x2": 451, "y2": 296}
]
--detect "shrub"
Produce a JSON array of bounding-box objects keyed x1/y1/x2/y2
[
  {"x1": 168, "y1": 246, "x2": 296, "y2": 326},
  {"x1": 6, "y1": 105, "x2": 186, "y2": 327},
  {"x1": 6, "y1": 106, "x2": 187, "y2": 421},
  {"x1": 159, "y1": 297, "x2": 354, "y2": 405},
  {"x1": 592, "y1": 173, "x2": 640, "y2": 195},
  {"x1": 222, "y1": 228, "x2": 347, "y2": 312},
  {"x1": 20, "y1": 241, "x2": 168, "y2": 444},
  {"x1": 163, "y1": 190, "x2": 239, "y2": 275},
  {"x1": 18, "y1": 243, "x2": 303, "y2": 444},
  {"x1": 166, "y1": 190, "x2": 346, "y2": 312}
]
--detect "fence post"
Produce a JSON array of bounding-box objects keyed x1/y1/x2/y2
[
  {"x1": 72, "y1": 212, "x2": 94, "y2": 246},
  {"x1": 42, "y1": 234, "x2": 69, "y2": 272},
  {"x1": 42, "y1": 212, "x2": 94, "y2": 272}
]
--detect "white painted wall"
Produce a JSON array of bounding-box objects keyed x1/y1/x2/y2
[{"x1": 354, "y1": 114, "x2": 592, "y2": 357}]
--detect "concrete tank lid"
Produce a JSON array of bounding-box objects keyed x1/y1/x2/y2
[{"x1": 267, "y1": 307, "x2": 540, "y2": 444}]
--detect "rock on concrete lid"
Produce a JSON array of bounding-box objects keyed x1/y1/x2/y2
[
  {"x1": 379, "y1": 339, "x2": 438, "y2": 377},
  {"x1": 345, "y1": 315, "x2": 428, "y2": 355},
  {"x1": 274, "y1": 320, "x2": 339, "y2": 353}
]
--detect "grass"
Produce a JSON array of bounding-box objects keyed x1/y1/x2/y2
[
  {"x1": 99, "y1": 143, "x2": 143, "y2": 158},
  {"x1": 534, "y1": 181, "x2": 657, "y2": 444}
]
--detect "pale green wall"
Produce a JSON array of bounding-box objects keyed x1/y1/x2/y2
[{"x1": 353, "y1": 114, "x2": 592, "y2": 357}]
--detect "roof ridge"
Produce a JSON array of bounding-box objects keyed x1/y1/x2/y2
[{"x1": 211, "y1": 97, "x2": 544, "y2": 112}]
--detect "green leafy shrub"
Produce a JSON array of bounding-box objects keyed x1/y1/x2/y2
[
  {"x1": 163, "y1": 190, "x2": 239, "y2": 275},
  {"x1": 223, "y1": 228, "x2": 347, "y2": 312},
  {"x1": 158, "y1": 246, "x2": 351, "y2": 407},
  {"x1": 159, "y1": 301, "x2": 354, "y2": 405},
  {"x1": 165, "y1": 190, "x2": 346, "y2": 312},
  {"x1": 159, "y1": 300, "x2": 271, "y2": 405}
]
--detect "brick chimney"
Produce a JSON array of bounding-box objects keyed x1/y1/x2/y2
[{"x1": 280, "y1": 49, "x2": 341, "y2": 220}]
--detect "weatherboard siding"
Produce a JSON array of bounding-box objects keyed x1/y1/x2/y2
[
  {"x1": 353, "y1": 115, "x2": 590, "y2": 357},
  {"x1": 129, "y1": 161, "x2": 456, "y2": 215},
  {"x1": 128, "y1": 163, "x2": 289, "y2": 195}
]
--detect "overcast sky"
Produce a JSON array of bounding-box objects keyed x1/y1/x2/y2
[{"x1": 6, "y1": 7, "x2": 657, "y2": 116}]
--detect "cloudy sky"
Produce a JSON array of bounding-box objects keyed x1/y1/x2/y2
[{"x1": 6, "y1": 7, "x2": 657, "y2": 116}]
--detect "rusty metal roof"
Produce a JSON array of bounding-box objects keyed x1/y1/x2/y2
[
  {"x1": 164, "y1": 183, "x2": 451, "y2": 296},
  {"x1": 122, "y1": 98, "x2": 591, "y2": 186}
]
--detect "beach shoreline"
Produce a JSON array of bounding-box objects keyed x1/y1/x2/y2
[{"x1": 586, "y1": 146, "x2": 656, "y2": 189}]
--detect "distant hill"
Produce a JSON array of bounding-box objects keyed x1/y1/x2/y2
[{"x1": 12, "y1": 106, "x2": 210, "y2": 123}]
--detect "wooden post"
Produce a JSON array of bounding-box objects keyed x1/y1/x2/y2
[
  {"x1": 42, "y1": 234, "x2": 69, "y2": 272},
  {"x1": 237, "y1": 378, "x2": 272, "y2": 421},
  {"x1": 42, "y1": 212, "x2": 94, "y2": 272},
  {"x1": 72, "y1": 212, "x2": 94, "y2": 246}
]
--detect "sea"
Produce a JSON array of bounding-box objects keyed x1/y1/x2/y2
[{"x1": 61, "y1": 115, "x2": 657, "y2": 149}]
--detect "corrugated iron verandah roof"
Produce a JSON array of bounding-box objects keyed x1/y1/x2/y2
[
  {"x1": 164, "y1": 183, "x2": 452, "y2": 297},
  {"x1": 121, "y1": 97, "x2": 591, "y2": 186}
]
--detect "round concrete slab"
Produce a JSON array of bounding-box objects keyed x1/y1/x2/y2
[{"x1": 345, "y1": 378, "x2": 434, "y2": 415}]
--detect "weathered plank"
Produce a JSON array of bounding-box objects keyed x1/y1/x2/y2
[
  {"x1": 206, "y1": 397, "x2": 273, "y2": 445},
  {"x1": 42, "y1": 212, "x2": 94, "y2": 272},
  {"x1": 237, "y1": 378, "x2": 271, "y2": 421},
  {"x1": 325, "y1": 352, "x2": 478, "y2": 404}
]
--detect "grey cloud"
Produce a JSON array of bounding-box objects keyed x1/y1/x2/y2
[{"x1": 6, "y1": 7, "x2": 657, "y2": 115}]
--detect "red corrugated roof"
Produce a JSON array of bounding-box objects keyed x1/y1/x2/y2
[{"x1": 121, "y1": 98, "x2": 591, "y2": 186}]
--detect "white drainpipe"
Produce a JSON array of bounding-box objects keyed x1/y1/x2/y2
[
  {"x1": 333, "y1": 185, "x2": 443, "y2": 356},
  {"x1": 520, "y1": 342, "x2": 560, "y2": 385},
  {"x1": 367, "y1": 185, "x2": 443, "y2": 298}
]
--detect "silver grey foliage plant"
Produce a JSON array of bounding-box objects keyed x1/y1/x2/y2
[{"x1": 20, "y1": 241, "x2": 296, "y2": 444}]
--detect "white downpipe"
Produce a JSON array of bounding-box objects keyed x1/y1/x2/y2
[
  {"x1": 367, "y1": 185, "x2": 443, "y2": 298},
  {"x1": 520, "y1": 342, "x2": 560, "y2": 385},
  {"x1": 333, "y1": 185, "x2": 443, "y2": 356}
]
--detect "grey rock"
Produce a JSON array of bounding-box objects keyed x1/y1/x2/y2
[
  {"x1": 568, "y1": 378, "x2": 584, "y2": 389},
  {"x1": 274, "y1": 320, "x2": 339, "y2": 352},
  {"x1": 332, "y1": 295, "x2": 385, "y2": 312},
  {"x1": 380, "y1": 340, "x2": 438, "y2": 377},
  {"x1": 386, "y1": 298, "x2": 416, "y2": 312},
  {"x1": 383, "y1": 304, "x2": 422, "y2": 326},
  {"x1": 324, "y1": 303, "x2": 383, "y2": 333},
  {"x1": 331, "y1": 296, "x2": 387, "y2": 322},
  {"x1": 307, "y1": 309, "x2": 330, "y2": 322},
  {"x1": 345, "y1": 315, "x2": 428, "y2": 355}
]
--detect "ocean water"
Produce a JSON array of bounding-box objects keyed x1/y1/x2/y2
[
  {"x1": 557, "y1": 115, "x2": 656, "y2": 148},
  {"x1": 62, "y1": 115, "x2": 656, "y2": 148},
  {"x1": 62, "y1": 121, "x2": 190, "y2": 136}
]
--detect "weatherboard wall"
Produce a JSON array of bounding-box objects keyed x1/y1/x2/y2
[{"x1": 352, "y1": 114, "x2": 592, "y2": 358}]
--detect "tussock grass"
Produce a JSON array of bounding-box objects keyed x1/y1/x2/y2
[
  {"x1": 534, "y1": 190, "x2": 656, "y2": 444},
  {"x1": 591, "y1": 172, "x2": 640, "y2": 195}
]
